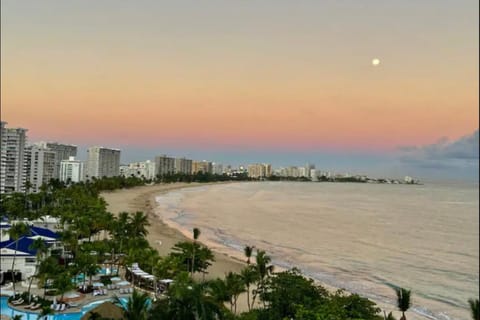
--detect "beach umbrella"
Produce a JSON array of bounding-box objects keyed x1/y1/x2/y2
[
  {"x1": 117, "y1": 281, "x2": 130, "y2": 286},
  {"x1": 64, "y1": 291, "x2": 80, "y2": 299},
  {"x1": 92, "y1": 282, "x2": 104, "y2": 287},
  {"x1": 111, "y1": 277, "x2": 122, "y2": 282}
]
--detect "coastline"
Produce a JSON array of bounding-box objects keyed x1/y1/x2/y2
[
  {"x1": 100, "y1": 182, "x2": 246, "y2": 279},
  {"x1": 100, "y1": 182, "x2": 431, "y2": 319}
]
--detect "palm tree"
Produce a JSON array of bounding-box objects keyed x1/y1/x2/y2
[
  {"x1": 225, "y1": 271, "x2": 245, "y2": 314},
  {"x1": 113, "y1": 289, "x2": 150, "y2": 320},
  {"x1": 252, "y1": 249, "x2": 274, "y2": 308},
  {"x1": 191, "y1": 227, "x2": 201, "y2": 277},
  {"x1": 27, "y1": 238, "x2": 47, "y2": 302},
  {"x1": 244, "y1": 245, "x2": 254, "y2": 264},
  {"x1": 130, "y1": 211, "x2": 150, "y2": 238},
  {"x1": 468, "y1": 298, "x2": 479, "y2": 320},
  {"x1": 395, "y1": 287, "x2": 411, "y2": 320},
  {"x1": 241, "y1": 265, "x2": 258, "y2": 311},
  {"x1": 7, "y1": 222, "x2": 30, "y2": 293}
]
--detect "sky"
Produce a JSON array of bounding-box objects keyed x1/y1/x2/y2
[{"x1": 1, "y1": 1, "x2": 478, "y2": 180}]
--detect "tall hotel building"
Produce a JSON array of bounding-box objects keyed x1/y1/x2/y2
[
  {"x1": 192, "y1": 160, "x2": 212, "y2": 174},
  {"x1": 36, "y1": 142, "x2": 77, "y2": 179},
  {"x1": 87, "y1": 146, "x2": 121, "y2": 179},
  {"x1": 24, "y1": 144, "x2": 57, "y2": 193},
  {"x1": 155, "y1": 155, "x2": 176, "y2": 176},
  {"x1": 0, "y1": 122, "x2": 28, "y2": 194},
  {"x1": 174, "y1": 157, "x2": 193, "y2": 175}
]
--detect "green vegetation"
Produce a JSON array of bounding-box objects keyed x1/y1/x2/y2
[
  {"x1": 395, "y1": 288, "x2": 411, "y2": 320},
  {"x1": 1, "y1": 177, "x2": 425, "y2": 320},
  {"x1": 469, "y1": 298, "x2": 479, "y2": 320}
]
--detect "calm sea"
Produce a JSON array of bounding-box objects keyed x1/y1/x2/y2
[{"x1": 155, "y1": 181, "x2": 479, "y2": 320}]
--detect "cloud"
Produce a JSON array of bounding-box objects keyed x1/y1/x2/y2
[{"x1": 395, "y1": 130, "x2": 479, "y2": 180}]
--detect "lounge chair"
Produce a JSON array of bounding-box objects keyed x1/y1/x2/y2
[
  {"x1": 55, "y1": 304, "x2": 62, "y2": 311},
  {"x1": 25, "y1": 302, "x2": 36, "y2": 309},
  {"x1": 30, "y1": 303, "x2": 41, "y2": 310},
  {"x1": 12, "y1": 299, "x2": 24, "y2": 305},
  {"x1": 59, "y1": 304, "x2": 66, "y2": 311}
]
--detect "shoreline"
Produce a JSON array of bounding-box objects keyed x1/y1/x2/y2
[
  {"x1": 101, "y1": 182, "x2": 431, "y2": 319},
  {"x1": 101, "y1": 182, "x2": 246, "y2": 278}
]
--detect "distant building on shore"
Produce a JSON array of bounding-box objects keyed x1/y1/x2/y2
[
  {"x1": 86, "y1": 146, "x2": 121, "y2": 179},
  {"x1": 247, "y1": 163, "x2": 272, "y2": 178},
  {"x1": 192, "y1": 160, "x2": 212, "y2": 174},
  {"x1": 36, "y1": 142, "x2": 77, "y2": 179},
  {"x1": 174, "y1": 157, "x2": 193, "y2": 175},
  {"x1": 120, "y1": 160, "x2": 156, "y2": 180},
  {"x1": 24, "y1": 144, "x2": 57, "y2": 192},
  {"x1": 0, "y1": 122, "x2": 28, "y2": 194},
  {"x1": 60, "y1": 156, "x2": 85, "y2": 183},
  {"x1": 155, "y1": 155, "x2": 176, "y2": 177}
]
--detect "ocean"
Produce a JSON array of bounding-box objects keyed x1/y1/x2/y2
[{"x1": 155, "y1": 181, "x2": 479, "y2": 320}]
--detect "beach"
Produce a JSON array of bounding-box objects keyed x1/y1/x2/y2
[{"x1": 101, "y1": 182, "x2": 245, "y2": 281}]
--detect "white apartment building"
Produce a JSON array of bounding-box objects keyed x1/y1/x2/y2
[
  {"x1": 174, "y1": 158, "x2": 193, "y2": 175},
  {"x1": 0, "y1": 122, "x2": 28, "y2": 194},
  {"x1": 155, "y1": 155, "x2": 176, "y2": 176},
  {"x1": 36, "y1": 142, "x2": 77, "y2": 179},
  {"x1": 120, "y1": 160, "x2": 156, "y2": 180},
  {"x1": 60, "y1": 156, "x2": 85, "y2": 183},
  {"x1": 24, "y1": 145, "x2": 57, "y2": 192},
  {"x1": 87, "y1": 146, "x2": 121, "y2": 179},
  {"x1": 212, "y1": 162, "x2": 224, "y2": 175}
]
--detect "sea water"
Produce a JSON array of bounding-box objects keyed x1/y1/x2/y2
[{"x1": 155, "y1": 181, "x2": 479, "y2": 320}]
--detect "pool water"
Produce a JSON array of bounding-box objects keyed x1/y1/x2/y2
[{"x1": 0, "y1": 296, "x2": 127, "y2": 320}]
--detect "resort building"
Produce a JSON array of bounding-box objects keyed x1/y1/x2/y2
[
  {"x1": 86, "y1": 146, "x2": 121, "y2": 179},
  {"x1": 155, "y1": 155, "x2": 176, "y2": 176},
  {"x1": 0, "y1": 122, "x2": 28, "y2": 194},
  {"x1": 59, "y1": 156, "x2": 85, "y2": 183},
  {"x1": 247, "y1": 163, "x2": 272, "y2": 178},
  {"x1": 35, "y1": 142, "x2": 77, "y2": 179},
  {"x1": 0, "y1": 223, "x2": 61, "y2": 281},
  {"x1": 174, "y1": 157, "x2": 193, "y2": 175},
  {"x1": 192, "y1": 160, "x2": 212, "y2": 174},
  {"x1": 120, "y1": 160, "x2": 156, "y2": 180},
  {"x1": 212, "y1": 162, "x2": 224, "y2": 175},
  {"x1": 24, "y1": 144, "x2": 57, "y2": 193}
]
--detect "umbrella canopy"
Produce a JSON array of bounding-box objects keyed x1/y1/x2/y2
[
  {"x1": 111, "y1": 277, "x2": 122, "y2": 282},
  {"x1": 117, "y1": 281, "x2": 130, "y2": 286},
  {"x1": 92, "y1": 282, "x2": 104, "y2": 287},
  {"x1": 81, "y1": 301, "x2": 124, "y2": 320},
  {"x1": 64, "y1": 291, "x2": 80, "y2": 299}
]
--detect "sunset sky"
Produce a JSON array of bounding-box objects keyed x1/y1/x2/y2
[{"x1": 1, "y1": 1, "x2": 478, "y2": 179}]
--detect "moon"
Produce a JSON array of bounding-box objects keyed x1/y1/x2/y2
[{"x1": 372, "y1": 58, "x2": 380, "y2": 66}]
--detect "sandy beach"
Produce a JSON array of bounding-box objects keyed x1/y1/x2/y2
[{"x1": 101, "y1": 183, "x2": 246, "y2": 280}]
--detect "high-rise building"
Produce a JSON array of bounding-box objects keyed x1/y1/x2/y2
[
  {"x1": 36, "y1": 142, "x2": 77, "y2": 179},
  {"x1": 155, "y1": 155, "x2": 175, "y2": 176},
  {"x1": 174, "y1": 158, "x2": 193, "y2": 175},
  {"x1": 86, "y1": 146, "x2": 121, "y2": 179},
  {"x1": 212, "y1": 162, "x2": 224, "y2": 175},
  {"x1": 247, "y1": 163, "x2": 272, "y2": 178},
  {"x1": 192, "y1": 160, "x2": 212, "y2": 174},
  {"x1": 60, "y1": 156, "x2": 85, "y2": 183},
  {"x1": 25, "y1": 145, "x2": 57, "y2": 192},
  {"x1": 0, "y1": 122, "x2": 28, "y2": 194}
]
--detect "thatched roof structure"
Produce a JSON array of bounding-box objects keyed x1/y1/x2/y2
[{"x1": 80, "y1": 301, "x2": 124, "y2": 320}]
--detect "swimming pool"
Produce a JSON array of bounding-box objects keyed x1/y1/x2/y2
[{"x1": 0, "y1": 296, "x2": 127, "y2": 320}]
